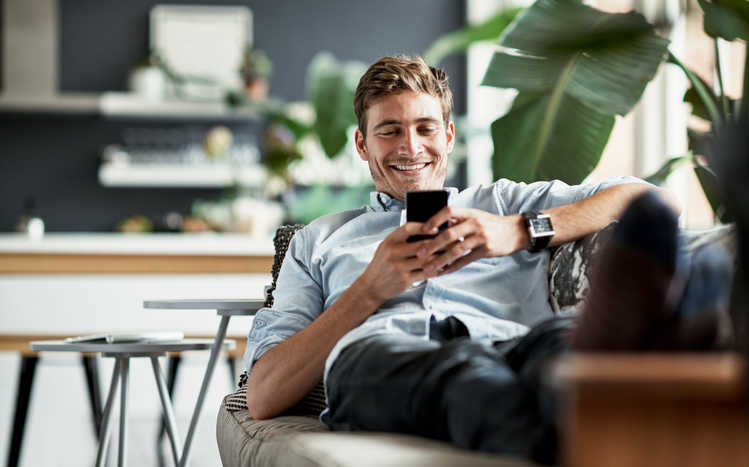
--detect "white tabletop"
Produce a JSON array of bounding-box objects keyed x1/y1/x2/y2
[
  {"x1": 29, "y1": 338, "x2": 235, "y2": 354},
  {"x1": 143, "y1": 299, "x2": 265, "y2": 313},
  {"x1": 0, "y1": 232, "x2": 274, "y2": 256}
]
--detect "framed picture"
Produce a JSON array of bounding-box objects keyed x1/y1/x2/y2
[{"x1": 150, "y1": 5, "x2": 252, "y2": 98}]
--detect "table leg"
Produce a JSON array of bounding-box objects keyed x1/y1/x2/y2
[
  {"x1": 118, "y1": 358, "x2": 129, "y2": 467},
  {"x1": 227, "y1": 356, "x2": 237, "y2": 386},
  {"x1": 96, "y1": 358, "x2": 122, "y2": 467},
  {"x1": 81, "y1": 355, "x2": 103, "y2": 438},
  {"x1": 150, "y1": 356, "x2": 182, "y2": 467},
  {"x1": 7, "y1": 355, "x2": 38, "y2": 467},
  {"x1": 179, "y1": 314, "x2": 230, "y2": 467}
]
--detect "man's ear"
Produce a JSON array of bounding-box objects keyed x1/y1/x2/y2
[
  {"x1": 355, "y1": 128, "x2": 368, "y2": 161},
  {"x1": 446, "y1": 121, "x2": 456, "y2": 154}
]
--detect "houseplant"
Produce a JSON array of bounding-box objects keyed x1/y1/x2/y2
[
  {"x1": 480, "y1": 0, "x2": 669, "y2": 184},
  {"x1": 646, "y1": 0, "x2": 749, "y2": 222},
  {"x1": 480, "y1": 0, "x2": 748, "y2": 222}
]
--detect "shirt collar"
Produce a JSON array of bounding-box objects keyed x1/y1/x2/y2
[{"x1": 368, "y1": 187, "x2": 459, "y2": 212}]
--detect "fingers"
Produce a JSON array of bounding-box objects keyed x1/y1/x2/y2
[
  {"x1": 416, "y1": 221, "x2": 476, "y2": 259},
  {"x1": 389, "y1": 222, "x2": 430, "y2": 243},
  {"x1": 421, "y1": 206, "x2": 469, "y2": 235},
  {"x1": 421, "y1": 235, "x2": 481, "y2": 274},
  {"x1": 438, "y1": 249, "x2": 485, "y2": 275}
]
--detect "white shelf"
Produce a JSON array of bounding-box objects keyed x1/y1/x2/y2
[
  {"x1": 99, "y1": 92, "x2": 261, "y2": 120},
  {"x1": 0, "y1": 92, "x2": 260, "y2": 120},
  {"x1": 98, "y1": 162, "x2": 267, "y2": 187},
  {"x1": 0, "y1": 93, "x2": 99, "y2": 113}
]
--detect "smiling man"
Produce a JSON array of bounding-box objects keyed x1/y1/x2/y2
[{"x1": 241, "y1": 55, "x2": 705, "y2": 464}]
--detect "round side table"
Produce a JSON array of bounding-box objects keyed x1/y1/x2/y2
[{"x1": 29, "y1": 338, "x2": 235, "y2": 467}]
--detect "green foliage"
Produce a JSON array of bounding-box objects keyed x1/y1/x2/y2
[
  {"x1": 645, "y1": 154, "x2": 694, "y2": 185},
  {"x1": 286, "y1": 184, "x2": 374, "y2": 224},
  {"x1": 307, "y1": 53, "x2": 367, "y2": 158},
  {"x1": 228, "y1": 52, "x2": 366, "y2": 178},
  {"x1": 482, "y1": 0, "x2": 669, "y2": 184},
  {"x1": 698, "y1": 0, "x2": 749, "y2": 41},
  {"x1": 423, "y1": 7, "x2": 524, "y2": 65},
  {"x1": 646, "y1": 1, "x2": 749, "y2": 222}
]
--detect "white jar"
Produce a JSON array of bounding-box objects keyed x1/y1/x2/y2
[{"x1": 129, "y1": 66, "x2": 166, "y2": 100}]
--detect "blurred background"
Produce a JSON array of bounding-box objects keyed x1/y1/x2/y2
[{"x1": 0, "y1": 0, "x2": 742, "y2": 465}]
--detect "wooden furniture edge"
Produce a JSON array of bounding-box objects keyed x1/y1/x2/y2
[
  {"x1": 0, "y1": 334, "x2": 247, "y2": 357},
  {"x1": 0, "y1": 252, "x2": 273, "y2": 274},
  {"x1": 555, "y1": 352, "x2": 749, "y2": 467},
  {"x1": 552, "y1": 352, "x2": 746, "y2": 400}
]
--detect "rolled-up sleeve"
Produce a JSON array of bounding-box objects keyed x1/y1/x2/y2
[
  {"x1": 243, "y1": 227, "x2": 325, "y2": 376},
  {"x1": 495, "y1": 175, "x2": 649, "y2": 214}
]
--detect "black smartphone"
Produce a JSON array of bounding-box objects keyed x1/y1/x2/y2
[{"x1": 406, "y1": 190, "x2": 449, "y2": 242}]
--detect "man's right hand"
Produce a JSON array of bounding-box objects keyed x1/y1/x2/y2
[{"x1": 355, "y1": 222, "x2": 436, "y2": 306}]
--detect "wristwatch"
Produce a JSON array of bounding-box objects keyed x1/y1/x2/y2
[{"x1": 522, "y1": 211, "x2": 555, "y2": 252}]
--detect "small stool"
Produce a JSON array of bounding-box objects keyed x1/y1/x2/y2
[{"x1": 29, "y1": 339, "x2": 235, "y2": 467}]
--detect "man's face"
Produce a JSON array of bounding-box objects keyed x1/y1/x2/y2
[{"x1": 355, "y1": 91, "x2": 455, "y2": 201}]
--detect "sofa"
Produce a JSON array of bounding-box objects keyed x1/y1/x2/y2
[{"x1": 216, "y1": 222, "x2": 738, "y2": 467}]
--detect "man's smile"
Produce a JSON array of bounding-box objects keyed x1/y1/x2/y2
[{"x1": 390, "y1": 161, "x2": 432, "y2": 174}]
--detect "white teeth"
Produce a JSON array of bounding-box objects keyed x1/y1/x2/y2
[{"x1": 393, "y1": 163, "x2": 427, "y2": 171}]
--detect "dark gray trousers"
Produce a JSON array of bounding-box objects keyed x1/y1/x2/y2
[{"x1": 322, "y1": 316, "x2": 574, "y2": 465}]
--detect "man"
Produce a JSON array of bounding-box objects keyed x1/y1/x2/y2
[{"x1": 243, "y1": 55, "x2": 694, "y2": 463}]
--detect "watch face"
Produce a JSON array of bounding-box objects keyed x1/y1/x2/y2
[{"x1": 530, "y1": 217, "x2": 553, "y2": 235}]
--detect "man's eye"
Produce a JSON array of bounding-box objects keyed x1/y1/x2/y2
[
  {"x1": 379, "y1": 129, "x2": 398, "y2": 136},
  {"x1": 420, "y1": 127, "x2": 438, "y2": 134}
]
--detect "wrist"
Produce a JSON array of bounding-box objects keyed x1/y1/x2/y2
[
  {"x1": 521, "y1": 211, "x2": 555, "y2": 252},
  {"x1": 512, "y1": 214, "x2": 531, "y2": 252},
  {"x1": 347, "y1": 275, "x2": 383, "y2": 313}
]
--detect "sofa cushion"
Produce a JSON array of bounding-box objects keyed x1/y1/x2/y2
[{"x1": 217, "y1": 400, "x2": 537, "y2": 467}]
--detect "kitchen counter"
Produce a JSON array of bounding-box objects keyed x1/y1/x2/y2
[{"x1": 0, "y1": 232, "x2": 275, "y2": 274}]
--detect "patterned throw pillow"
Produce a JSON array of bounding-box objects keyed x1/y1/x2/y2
[
  {"x1": 226, "y1": 223, "x2": 327, "y2": 416},
  {"x1": 548, "y1": 222, "x2": 738, "y2": 316},
  {"x1": 548, "y1": 223, "x2": 617, "y2": 316}
]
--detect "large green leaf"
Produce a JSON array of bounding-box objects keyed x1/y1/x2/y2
[
  {"x1": 694, "y1": 163, "x2": 731, "y2": 221},
  {"x1": 698, "y1": 0, "x2": 749, "y2": 41},
  {"x1": 423, "y1": 7, "x2": 524, "y2": 65},
  {"x1": 668, "y1": 51, "x2": 724, "y2": 123},
  {"x1": 644, "y1": 153, "x2": 694, "y2": 185},
  {"x1": 688, "y1": 128, "x2": 715, "y2": 159},
  {"x1": 483, "y1": 0, "x2": 667, "y2": 183},
  {"x1": 484, "y1": 0, "x2": 669, "y2": 116},
  {"x1": 491, "y1": 93, "x2": 614, "y2": 183},
  {"x1": 307, "y1": 53, "x2": 366, "y2": 158}
]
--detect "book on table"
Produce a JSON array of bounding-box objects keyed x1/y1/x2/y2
[{"x1": 64, "y1": 331, "x2": 184, "y2": 344}]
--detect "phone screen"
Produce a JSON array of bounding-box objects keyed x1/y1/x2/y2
[{"x1": 406, "y1": 190, "x2": 449, "y2": 242}]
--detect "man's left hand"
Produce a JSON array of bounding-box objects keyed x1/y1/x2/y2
[{"x1": 416, "y1": 207, "x2": 526, "y2": 276}]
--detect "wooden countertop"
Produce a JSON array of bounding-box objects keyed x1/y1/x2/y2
[{"x1": 0, "y1": 233, "x2": 275, "y2": 274}]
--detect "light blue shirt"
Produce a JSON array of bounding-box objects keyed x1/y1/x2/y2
[{"x1": 244, "y1": 176, "x2": 645, "y2": 388}]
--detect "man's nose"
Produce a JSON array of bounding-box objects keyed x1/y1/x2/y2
[{"x1": 402, "y1": 128, "x2": 423, "y2": 155}]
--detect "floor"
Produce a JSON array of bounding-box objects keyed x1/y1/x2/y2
[{"x1": 0, "y1": 351, "x2": 238, "y2": 466}]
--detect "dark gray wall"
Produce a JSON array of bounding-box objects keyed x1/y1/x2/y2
[{"x1": 1, "y1": 0, "x2": 466, "y2": 231}]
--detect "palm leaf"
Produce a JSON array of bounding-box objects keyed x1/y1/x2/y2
[
  {"x1": 644, "y1": 153, "x2": 693, "y2": 185},
  {"x1": 423, "y1": 7, "x2": 524, "y2": 65},
  {"x1": 482, "y1": 0, "x2": 668, "y2": 183},
  {"x1": 668, "y1": 51, "x2": 724, "y2": 123},
  {"x1": 694, "y1": 163, "x2": 731, "y2": 222},
  {"x1": 491, "y1": 93, "x2": 614, "y2": 184},
  {"x1": 698, "y1": 0, "x2": 749, "y2": 41},
  {"x1": 688, "y1": 128, "x2": 714, "y2": 160}
]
